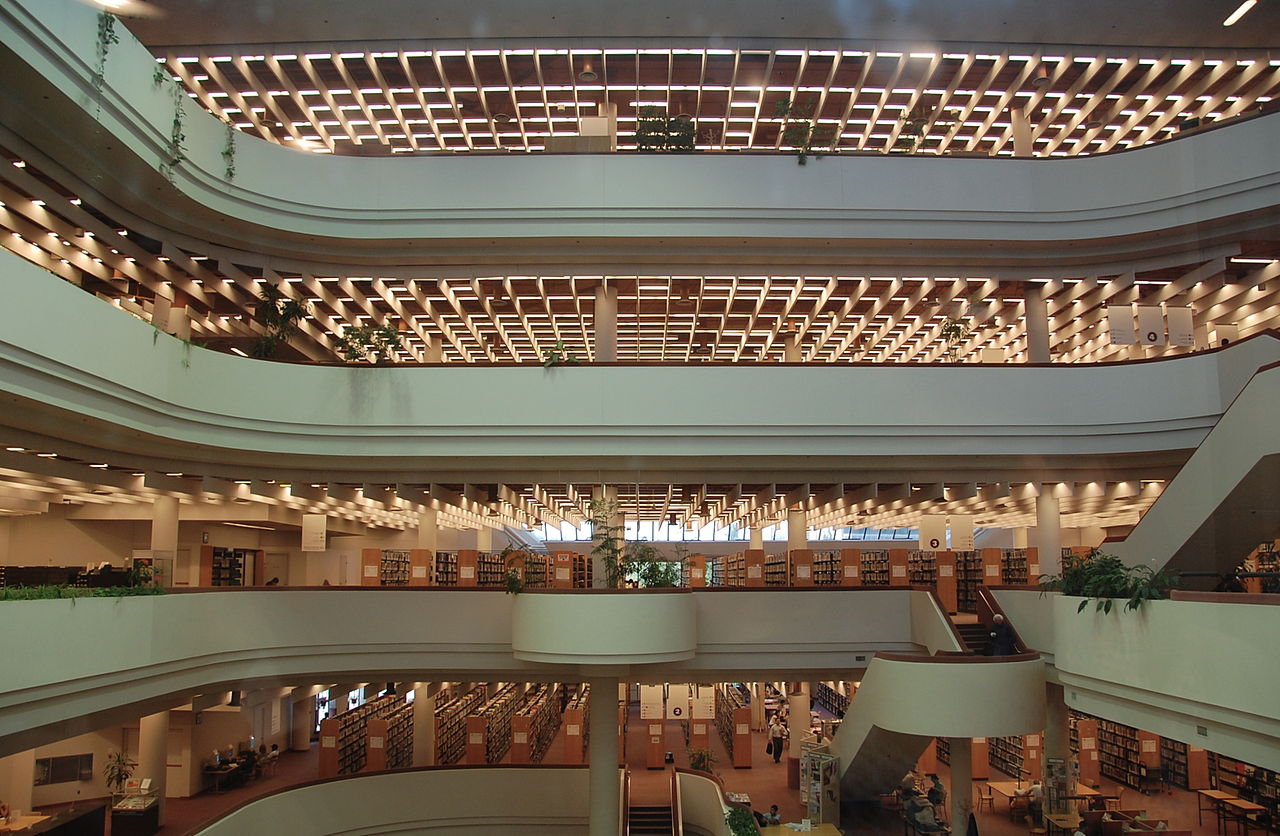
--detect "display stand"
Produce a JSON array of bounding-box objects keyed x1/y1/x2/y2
[
  {"x1": 456, "y1": 549, "x2": 479, "y2": 587},
  {"x1": 1075, "y1": 718, "x2": 1101, "y2": 787},
  {"x1": 562, "y1": 685, "x2": 589, "y2": 764},
  {"x1": 646, "y1": 719, "x2": 666, "y2": 769},
  {"x1": 840, "y1": 548, "x2": 861, "y2": 584},
  {"x1": 111, "y1": 790, "x2": 160, "y2": 836},
  {"x1": 800, "y1": 744, "x2": 840, "y2": 825},
  {"x1": 683, "y1": 554, "x2": 708, "y2": 587},
  {"x1": 551, "y1": 551, "x2": 575, "y2": 588},
  {"x1": 980, "y1": 548, "x2": 1003, "y2": 586},
  {"x1": 742, "y1": 549, "x2": 766, "y2": 587}
]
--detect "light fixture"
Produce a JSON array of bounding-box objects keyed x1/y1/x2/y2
[
  {"x1": 578, "y1": 59, "x2": 599, "y2": 82},
  {"x1": 1031, "y1": 63, "x2": 1050, "y2": 86},
  {"x1": 1223, "y1": 0, "x2": 1257, "y2": 25}
]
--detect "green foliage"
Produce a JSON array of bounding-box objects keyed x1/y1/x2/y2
[
  {"x1": 634, "y1": 107, "x2": 696, "y2": 152},
  {"x1": 939, "y1": 316, "x2": 970, "y2": 361},
  {"x1": 633, "y1": 541, "x2": 683, "y2": 588},
  {"x1": 222, "y1": 120, "x2": 238, "y2": 180},
  {"x1": 336, "y1": 324, "x2": 405, "y2": 363},
  {"x1": 725, "y1": 804, "x2": 760, "y2": 836},
  {"x1": 104, "y1": 751, "x2": 133, "y2": 794},
  {"x1": 774, "y1": 98, "x2": 834, "y2": 165},
  {"x1": 589, "y1": 498, "x2": 628, "y2": 588},
  {"x1": 542, "y1": 339, "x2": 579, "y2": 367},
  {"x1": 92, "y1": 11, "x2": 120, "y2": 109},
  {"x1": 251, "y1": 285, "x2": 309, "y2": 358},
  {"x1": 158, "y1": 78, "x2": 188, "y2": 183},
  {"x1": 0, "y1": 585, "x2": 166, "y2": 602},
  {"x1": 499, "y1": 545, "x2": 526, "y2": 595},
  {"x1": 688, "y1": 745, "x2": 716, "y2": 774},
  {"x1": 892, "y1": 104, "x2": 959, "y2": 154},
  {"x1": 1039, "y1": 549, "x2": 1178, "y2": 614}
]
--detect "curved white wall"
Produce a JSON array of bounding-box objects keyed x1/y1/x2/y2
[
  {"x1": 2, "y1": 254, "x2": 1274, "y2": 478},
  {"x1": 193, "y1": 767, "x2": 591, "y2": 835},
  {"x1": 1, "y1": 0, "x2": 1277, "y2": 267},
  {"x1": 512, "y1": 591, "x2": 697, "y2": 664}
]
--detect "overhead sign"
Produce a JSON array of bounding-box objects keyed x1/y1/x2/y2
[
  {"x1": 667, "y1": 684, "x2": 691, "y2": 719},
  {"x1": 1136, "y1": 306, "x2": 1166, "y2": 345},
  {"x1": 918, "y1": 515, "x2": 947, "y2": 551},
  {"x1": 1166, "y1": 307, "x2": 1194, "y2": 347},
  {"x1": 639, "y1": 685, "x2": 665, "y2": 720},
  {"x1": 950, "y1": 515, "x2": 975, "y2": 550},
  {"x1": 302, "y1": 514, "x2": 327, "y2": 552},
  {"x1": 1107, "y1": 306, "x2": 1136, "y2": 345}
]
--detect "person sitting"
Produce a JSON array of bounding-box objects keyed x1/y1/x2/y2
[
  {"x1": 903, "y1": 789, "x2": 947, "y2": 833},
  {"x1": 763, "y1": 804, "x2": 781, "y2": 825},
  {"x1": 1014, "y1": 780, "x2": 1044, "y2": 823},
  {"x1": 927, "y1": 774, "x2": 947, "y2": 820}
]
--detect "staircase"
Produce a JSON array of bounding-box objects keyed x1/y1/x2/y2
[
  {"x1": 628, "y1": 805, "x2": 675, "y2": 835},
  {"x1": 954, "y1": 621, "x2": 990, "y2": 655}
]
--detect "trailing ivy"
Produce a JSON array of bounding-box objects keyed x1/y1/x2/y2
[
  {"x1": 0, "y1": 585, "x2": 166, "y2": 602},
  {"x1": 774, "y1": 97, "x2": 834, "y2": 165},
  {"x1": 222, "y1": 120, "x2": 238, "y2": 180},
  {"x1": 91, "y1": 11, "x2": 119, "y2": 113},
  {"x1": 159, "y1": 80, "x2": 188, "y2": 183}
]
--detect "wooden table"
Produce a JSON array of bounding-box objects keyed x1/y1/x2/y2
[
  {"x1": 1198, "y1": 789, "x2": 1237, "y2": 829},
  {"x1": 1222, "y1": 796, "x2": 1266, "y2": 835},
  {"x1": 203, "y1": 763, "x2": 241, "y2": 793},
  {"x1": 1045, "y1": 812, "x2": 1082, "y2": 836},
  {"x1": 0, "y1": 815, "x2": 50, "y2": 833}
]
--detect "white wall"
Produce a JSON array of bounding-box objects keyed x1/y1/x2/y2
[
  {"x1": 0, "y1": 508, "x2": 146, "y2": 568},
  {"x1": 29, "y1": 728, "x2": 117, "y2": 808}
]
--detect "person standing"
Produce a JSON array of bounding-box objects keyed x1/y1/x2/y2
[
  {"x1": 988, "y1": 613, "x2": 1017, "y2": 655},
  {"x1": 768, "y1": 717, "x2": 788, "y2": 763}
]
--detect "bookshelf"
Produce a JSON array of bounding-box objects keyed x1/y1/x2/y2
[
  {"x1": 468, "y1": 683, "x2": 526, "y2": 763},
  {"x1": 433, "y1": 552, "x2": 459, "y2": 587},
  {"x1": 318, "y1": 694, "x2": 398, "y2": 777},
  {"x1": 1209, "y1": 753, "x2": 1279, "y2": 830},
  {"x1": 812, "y1": 550, "x2": 843, "y2": 585},
  {"x1": 511, "y1": 683, "x2": 563, "y2": 764},
  {"x1": 935, "y1": 736, "x2": 950, "y2": 766},
  {"x1": 682, "y1": 554, "x2": 708, "y2": 587},
  {"x1": 1001, "y1": 549, "x2": 1030, "y2": 585},
  {"x1": 789, "y1": 549, "x2": 815, "y2": 586},
  {"x1": 359, "y1": 549, "x2": 423, "y2": 586},
  {"x1": 764, "y1": 552, "x2": 789, "y2": 587},
  {"x1": 811, "y1": 681, "x2": 850, "y2": 718},
  {"x1": 383, "y1": 702, "x2": 414, "y2": 769},
  {"x1": 715, "y1": 684, "x2": 752, "y2": 768},
  {"x1": 989, "y1": 735, "x2": 1027, "y2": 780},
  {"x1": 907, "y1": 551, "x2": 937, "y2": 585},
  {"x1": 199, "y1": 546, "x2": 259, "y2": 587},
  {"x1": 434, "y1": 685, "x2": 485, "y2": 765},
  {"x1": 1158, "y1": 737, "x2": 1207, "y2": 790},
  {"x1": 955, "y1": 551, "x2": 982, "y2": 613},
  {"x1": 860, "y1": 550, "x2": 890, "y2": 586},
  {"x1": 562, "y1": 684, "x2": 590, "y2": 764},
  {"x1": 1094, "y1": 718, "x2": 1160, "y2": 789}
]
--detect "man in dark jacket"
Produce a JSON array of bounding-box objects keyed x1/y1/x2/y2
[{"x1": 989, "y1": 613, "x2": 1017, "y2": 655}]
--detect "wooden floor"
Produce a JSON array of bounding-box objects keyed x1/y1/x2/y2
[{"x1": 54, "y1": 714, "x2": 1244, "y2": 835}]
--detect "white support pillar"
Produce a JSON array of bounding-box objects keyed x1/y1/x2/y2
[
  {"x1": 151, "y1": 495, "x2": 179, "y2": 556},
  {"x1": 749, "y1": 527, "x2": 764, "y2": 550},
  {"x1": 1045, "y1": 682, "x2": 1070, "y2": 769},
  {"x1": 787, "y1": 508, "x2": 807, "y2": 554},
  {"x1": 594, "y1": 284, "x2": 618, "y2": 363},
  {"x1": 289, "y1": 691, "x2": 313, "y2": 751},
  {"x1": 474, "y1": 526, "x2": 492, "y2": 552},
  {"x1": 949, "y1": 737, "x2": 973, "y2": 830},
  {"x1": 418, "y1": 508, "x2": 438, "y2": 552},
  {"x1": 1011, "y1": 107, "x2": 1034, "y2": 157},
  {"x1": 750, "y1": 682, "x2": 766, "y2": 730},
  {"x1": 0, "y1": 749, "x2": 35, "y2": 822},
  {"x1": 139, "y1": 710, "x2": 170, "y2": 824},
  {"x1": 1024, "y1": 283, "x2": 1051, "y2": 364},
  {"x1": 786, "y1": 683, "x2": 810, "y2": 789},
  {"x1": 423, "y1": 337, "x2": 443, "y2": 363},
  {"x1": 412, "y1": 682, "x2": 438, "y2": 766},
  {"x1": 783, "y1": 333, "x2": 802, "y2": 363},
  {"x1": 588, "y1": 676, "x2": 621, "y2": 836},
  {"x1": 1036, "y1": 486, "x2": 1062, "y2": 578}
]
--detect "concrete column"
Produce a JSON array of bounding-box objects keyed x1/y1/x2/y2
[
  {"x1": 1036, "y1": 486, "x2": 1062, "y2": 578},
  {"x1": 749, "y1": 527, "x2": 764, "y2": 550},
  {"x1": 1011, "y1": 107, "x2": 1034, "y2": 157},
  {"x1": 949, "y1": 737, "x2": 973, "y2": 830},
  {"x1": 787, "y1": 508, "x2": 807, "y2": 554},
  {"x1": 412, "y1": 682, "x2": 438, "y2": 766},
  {"x1": 289, "y1": 691, "x2": 313, "y2": 751},
  {"x1": 783, "y1": 333, "x2": 802, "y2": 362},
  {"x1": 423, "y1": 337, "x2": 443, "y2": 363},
  {"x1": 474, "y1": 526, "x2": 492, "y2": 552},
  {"x1": 786, "y1": 683, "x2": 810, "y2": 789},
  {"x1": 594, "y1": 284, "x2": 618, "y2": 363},
  {"x1": 151, "y1": 495, "x2": 179, "y2": 559},
  {"x1": 417, "y1": 509, "x2": 438, "y2": 552},
  {"x1": 0, "y1": 749, "x2": 35, "y2": 821},
  {"x1": 588, "y1": 676, "x2": 621, "y2": 836},
  {"x1": 1024, "y1": 283, "x2": 1051, "y2": 364},
  {"x1": 1045, "y1": 682, "x2": 1070, "y2": 773},
  {"x1": 591, "y1": 485, "x2": 620, "y2": 588},
  {"x1": 750, "y1": 683, "x2": 766, "y2": 730},
  {"x1": 138, "y1": 710, "x2": 169, "y2": 824}
]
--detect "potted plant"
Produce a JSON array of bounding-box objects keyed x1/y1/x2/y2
[
  {"x1": 542, "y1": 339, "x2": 579, "y2": 367},
  {"x1": 688, "y1": 746, "x2": 716, "y2": 774},
  {"x1": 1039, "y1": 549, "x2": 1177, "y2": 613},
  {"x1": 251, "y1": 284, "x2": 308, "y2": 358},
  {"x1": 725, "y1": 804, "x2": 761, "y2": 835},
  {"x1": 104, "y1": 751, "x2": 133, "y2": 797},
  {"x1": 336, "y1": 324, "x2": 405, "y2": 364},
  {"x1": 939, "y1": 316, "x2": 970, "y2": 362}
]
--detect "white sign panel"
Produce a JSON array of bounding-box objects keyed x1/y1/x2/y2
[
  {"x1": 302, "y1": 514, "x2": 327, "y2": 552},
  {"x1": 692, "y1": 687, "x2": 715, "y2": 720},
  {"x1": 1136, "y1": 305, "x2": 1166, "y2": 345},
  {"x1": 1107, "y1": 305, "x2": 1136, "y2": 345},
  {"x1": 1166, "y1": 307, "x2": 1194, "y2": 347},
  {"x1": 950, "y1": 515, "x2": 975, "y2": 550},
  {"x1": 639, "y1": 685, "x2": 665, "y2": 720},
  {"x1": 918, "y1": 515, "x2": 947, "y2": 551},
  {"x1": 667, "y1": 684, "x2": 691, "y2": 719}
]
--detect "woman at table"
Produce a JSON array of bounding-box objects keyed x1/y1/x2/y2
[{"x1": 0, "y1": 799, "x2": 9, "y2": 822}]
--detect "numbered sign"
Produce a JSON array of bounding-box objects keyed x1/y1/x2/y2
[
  {"x1": 1136, "y1": 306, "x2": 1166, "y2": 345},
  {"x1": 918, "y1": 515, "x2": 947, "y2": 551}
]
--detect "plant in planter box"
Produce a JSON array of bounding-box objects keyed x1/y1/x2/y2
[
  {"x1": 1039, "y1": 549, "x2": 1177, "y2": 613},
  {"x1": 688, "y1": 746, "x2": 716, "y2": 774},
  {"x1": 336, "y1": 324, "x2": 405, "y2": 364},
  {"x1": 251, "y1": 285, "x2": 308, "y2": 358},
  {"x1": 725, "y1": 804, "x2": 760, "y2": 835},
  {"x1": 939, "y1": 316, "x2": 970, "y2": 362}
]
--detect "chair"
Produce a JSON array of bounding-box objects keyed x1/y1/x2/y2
[{"x1": 976, "y1": 783, "x2": 995, "y2": 812}]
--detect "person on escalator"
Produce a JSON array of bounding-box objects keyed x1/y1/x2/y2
[{"x1": 988, "y1": 613, "x2": 1017, "y2": 656}]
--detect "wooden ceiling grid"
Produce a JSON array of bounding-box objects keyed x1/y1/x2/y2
[{"x1": 153, "y1": 45, "x2": 1279, "y2": 157}]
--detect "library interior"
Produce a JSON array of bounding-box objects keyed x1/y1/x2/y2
[{"x1": 0, "y1": 0, "x2": 1277, "y2": 834}]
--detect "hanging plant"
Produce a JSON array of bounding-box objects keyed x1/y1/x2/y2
[
  {"x1": 222, "y1": 120, "x2": 238, "y2": 180},
  {"x1": 91, "y1": 11, "x2": 119, "y2": 112},
  {"x1": 542, "y1": 339, "x2": 579, "y2": 367},
  {"x1": 336, "y1": 323, "x2": 405, "y2": 364},
  {"x1": 939, "y1": 316, "x2": 971, "y2": 362},
  {"x1": 774, "y1": 97, "x2": 834, "y2": 165},
  {"x1": 159, "y1": 81, "x2": 188, "y2": 183},
  {"x1": 251, "y1": 284, "x2": 308, "y2": 358}
]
